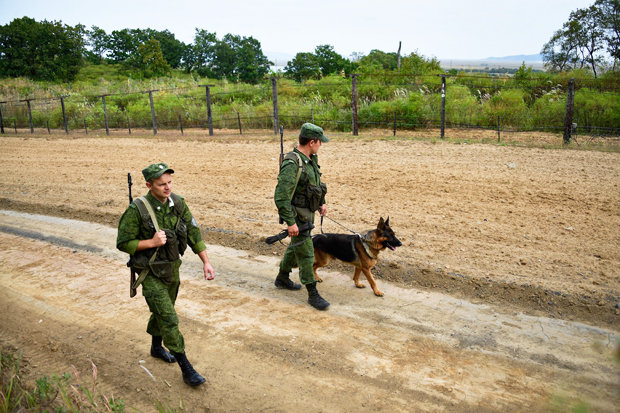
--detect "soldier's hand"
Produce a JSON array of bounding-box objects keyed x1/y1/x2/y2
[
  {"x1": 288, "y1": 223, "x2": 299, "y2": 237},
  {"x1": 204, "y1": 262, "x2": 215, "y2": 280},
  {"x1": 319, "y1": 204, "x2": 327, "y2": 216},
  {"x1": 152, "y1": 230, "x2": 167, "y2": 247}
]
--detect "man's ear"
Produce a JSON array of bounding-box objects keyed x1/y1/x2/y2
[{"x1": 145, "y1": 181, "x2": 152, "y2": 190}]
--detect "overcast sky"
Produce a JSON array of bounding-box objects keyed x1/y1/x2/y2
[{"x1": 0, "y1": 0, "x2": 595, "y2": 62}]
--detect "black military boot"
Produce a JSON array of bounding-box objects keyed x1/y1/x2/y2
[
  {"x1": 171, "y1": 352, "x2": 206, "y2": 386},
  {"x1": 306, "y1": 282, "x2": 330, "y2": 310},
  {"x1": 150, "y1": 336, "x2": 176, "y2": 363},
  {"x1": 274, "y1": 270, "x2": 302, "y2": 290}
]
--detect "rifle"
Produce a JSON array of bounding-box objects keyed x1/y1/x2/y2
[
  {"x1": 265, "y1": 222, "x2": 314, "y2": 245},
  {"x1": 278, "y1": 125, "x2": 284, "y2": 224},
  {"x1": 127, "y1": 172, "x2": 137, "y2": 298}
]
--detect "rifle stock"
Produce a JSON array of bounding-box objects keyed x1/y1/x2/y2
[{"x1": 265, "y1": 222, "x2": 315, "y2": 245}]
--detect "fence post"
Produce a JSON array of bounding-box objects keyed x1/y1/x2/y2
[
  {"x1": 179, "y1": 114, "x2": 184, "y2": 135},
  {"x1": 0, "y1": 102, "x2": 5, "y2": 134},
  {"x1": 497, "y1": 115, "x2": 501, "y2": 142},
  {"x1": 127, "y1": 115, "x2": 132, "y2": 135},
  {"x1": 47, "y1": 120, "x2": 50, "y2": 134},
  {"x1": 271, "y1": 77, "x2": 279, "y2": 134},
  {"x1": 440, "y1": 75, "x2": 446, "y2": 139},
  {"x1": 563, "y1": 78, "x2": 575, "y2": 145},
  {"x1": 147, "y1": 90, "x2": 158, "y2": 135},
  {"x1": 200, "y1": 84, "x2": 214, "y2": 136},
  {"x1": 84, "y1": 120, "x2": 88, "y2": 135},
  {"x1": 99, "y1": 95, "x2": 110, "y2": 135},
  {"x1": 393, "y1": 111, "x2": 397, "y2": 136},
  {"x1": 351, "y1": 74, "x2": 359, "y2": 136},
  {"x1": 60, "y1": 96, "x2": 68, "y2": 134},
  {"x1": 237, "y1": 111, "x2": 242, "y2": 134},
  {"x1": 21, "y1": 99, "x2": 34, "y2": 133},
  {"x1": 14, "y1": 119, "x2": 17, "y2": 133}
]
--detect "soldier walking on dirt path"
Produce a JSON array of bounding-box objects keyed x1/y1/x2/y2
[
  {"x1": 117, "y1": 162, "x2": 215, "y2": 386},
  {"x1": 274, "y1": 123, "x2": 330, "y2": 310}
]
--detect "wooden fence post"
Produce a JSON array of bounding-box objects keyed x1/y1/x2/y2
[
  {"x1": 271, "y1": 77, "x2": 279, "y2": 134},
  {"x1": 200, "y1": 84, "x2": 214, "y2": 136},
  {"x1": 14, "y1": 119, "x2": 17, "y2": 133},
  {"x1": 21, "y1": 99, "x2": 34, "y2": 133},
  {"x1": 127, "y1": 115, "x2": 132, "y2": 135},
  {"x1": 47, "y1": 120, "x2": 50, "y2": 134},
  {"x1": 0, "y1": 102, "x2": 5, "y2": 134},
  {"x1": 60, "y1": 96, "x2": 68, "y2": 134},
  {"x1": 351, "y1": 74, "x2": 359, "y2": 136},
  {"x1": 563, "y1": 78, "x2": 575, "y2": 145},
  {"x1": 497, "y1": 115, "x2": 501, "y2": 142},
  {"x1": 84, "y1": 120, "x2": 88, "y2": 134},
  {"x1": 179, "y1": 114, "x2": 184, "y2": 135},
  {"x1": 393, "y1": 111, "x2": 397, "y2": 136},
  {"x1": 237, "y1": 111, "x2": 242, "y2": 134},
  {"x1": 147, "y1": 90, "x2": 158, "y2": 135},
  {"x1": 99, "y1": 95, "x2": 110, "y2": 135},
  {"x1": 440, "y1": 75, "x2": 446, "y2": 139}
]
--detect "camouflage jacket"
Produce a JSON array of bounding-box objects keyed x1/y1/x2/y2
[
  {"x1": 274, "y1": 147, "x2": 323, "y2": 226},
  {"x1": 116, "y1": 191, "x2": 206, "y2": 257}
]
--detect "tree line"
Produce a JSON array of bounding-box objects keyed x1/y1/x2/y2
[
  {"x1": 0, "y1": 0, "x2": 618, "y2": 85},
  {"x1": 542, "y1": 0, "x2": 619, "y2": 76}
]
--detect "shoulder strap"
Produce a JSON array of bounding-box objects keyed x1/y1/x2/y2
[
  {"x1": 131, "y1": 196, "x2": 160, "y2": 290},
  {"x1": 283, "y1": 151, "x2": 304, "y2": 199},
  {"x1": 135, "y1": 197, "x2": 160, "y2": 232}
]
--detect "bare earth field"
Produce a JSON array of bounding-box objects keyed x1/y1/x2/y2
[{"x1": 0, "y1": 130, "x2": 618, "y2": 411}]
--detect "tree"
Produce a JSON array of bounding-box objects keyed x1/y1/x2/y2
[
  {"x1": 127, "y1": 38, "x2": 171, "y2": 77},
  {"x1": 86, "y1": 25, "x2": 109, "y2": 63},
  {"x1": 358, "y1": 50, "x2": 399, "y2": 70},
  {"x1": 542, "y1": 1, "x2": 619, "y2": 75},
  {"x1": 0, "y1": 17, "x2": 85, "y2": 81},
  {"x1": 236, "y1": 36, "x2": 271, "y2": 83},
  {"x1": 596, "y1": 0, "x2": 620, "y2": 69},
  {"x1": 314, "y1": 44, "x2": 347, "y2": 76},
  {"x1": 284, "y1": 52, "x2": 321, "y2": 82}
]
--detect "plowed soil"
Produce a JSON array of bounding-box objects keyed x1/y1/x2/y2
[{"x1": 0, "y1": 130, "x2": 618, "y2": 411}]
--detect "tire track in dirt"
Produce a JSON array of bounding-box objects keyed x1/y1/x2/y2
[{"x1": 0, "y1": 210, "x2": 617, "y2": 411}]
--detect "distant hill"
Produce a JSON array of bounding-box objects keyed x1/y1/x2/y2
[{"x1": 486, "y1": 54, "x2": 543, "y2": 62}]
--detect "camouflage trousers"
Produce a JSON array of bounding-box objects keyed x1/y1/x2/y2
[
  {"x1": 142, "y1": 273, "x2": 185, "y2": 354},
  {"x1": 279, "y1": 234, "x2": 316, "y2": 285}
]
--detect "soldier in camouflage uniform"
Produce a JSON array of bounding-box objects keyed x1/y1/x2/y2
[
  {"x1": 274, "y1": 123, "x2": 330, "y2": 310},
  {"x1": 117, "y1": 162, "x2": 215, "y2": 386}
]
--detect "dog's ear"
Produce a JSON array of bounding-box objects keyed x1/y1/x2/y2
[
  {"x1": 385, "y1": 216, "x2": 390, "y2": 226},
  {"x1": 377, "y1": 217, "x2": 385, "y2": 229}
]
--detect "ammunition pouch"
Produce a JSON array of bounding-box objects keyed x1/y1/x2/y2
[
  {"x1": 293, "y1": 206, "x2": 314, "y2": 223},
  {"x1": 292, "y1": 183, "x2": 327, "y2": 214}
]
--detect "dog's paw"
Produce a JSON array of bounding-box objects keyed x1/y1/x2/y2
[
  {"x1": 355, "y1": 283, "x2": 366, "y2": 289},
  {"x1": 315, "y1": 275, "x2": 323, "y2": 283},
  {"x1": 373, "y1": 290, "x2": 384, "y2": 297}
]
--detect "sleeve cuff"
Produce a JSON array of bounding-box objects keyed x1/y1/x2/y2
[{"x1": 192, "y1": 241, "x2": 207, "y2": 254}]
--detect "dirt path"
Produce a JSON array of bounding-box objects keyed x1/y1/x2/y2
[{"x1": 0, "y1": 210, "x2": 617, "y2": 412}]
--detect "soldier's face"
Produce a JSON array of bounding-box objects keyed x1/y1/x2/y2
[
  {"x1": 146, "y1": 173, "x2": 173, "y2": 202},
  {"x1": 309, "y1": 139, "x2": 322, "y2": 155}
]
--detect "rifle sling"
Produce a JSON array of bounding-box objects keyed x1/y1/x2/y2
[{"x1": 132, "y1": 196, "x2": 161, "y2": 290}]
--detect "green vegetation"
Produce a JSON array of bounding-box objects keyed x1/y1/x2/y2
[
  {"x1": 0, "y1": 1, "x2": 618, "y2": 137},
  {"x1": 0, "y1": 350, "x2": 125, "y2": 412}
]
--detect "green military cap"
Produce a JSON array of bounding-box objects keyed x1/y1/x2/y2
[
  {"x1": 300, "y1": 122, "x2": 329, "y2": 142},
  {"x1": 142, "y1": 162, "x2": 174, "y2": 181}
]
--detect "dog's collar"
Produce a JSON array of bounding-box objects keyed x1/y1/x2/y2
[{"x1": 357, "y1": 233, "x2": 377, "y2": 260}]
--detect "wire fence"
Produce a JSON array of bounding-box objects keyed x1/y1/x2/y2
[{"x1": 1, "y1": 74, "x2": 618, "y2": 142}]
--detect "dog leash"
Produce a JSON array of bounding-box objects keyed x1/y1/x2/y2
[{"x1": 322, "y1": 215, "x2": 361, "y2": 236}]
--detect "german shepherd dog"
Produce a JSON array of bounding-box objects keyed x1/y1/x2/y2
[{"x1": 312, "y1": 217, "x2": 402, "y2": 296}]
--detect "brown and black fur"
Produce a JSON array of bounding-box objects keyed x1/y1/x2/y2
[{"x1": 312, "y1": 217, "x2": 402, "y2": 296}]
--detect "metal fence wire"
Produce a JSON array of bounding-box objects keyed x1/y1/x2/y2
[{"x1": 0, "y1": 74, "x2": 618, "y2": 142}]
